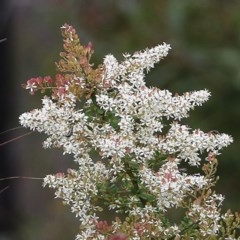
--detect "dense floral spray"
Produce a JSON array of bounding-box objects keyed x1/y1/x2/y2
[{"x1": 20, "y1": 24, "x2": 240, "y2": 239}]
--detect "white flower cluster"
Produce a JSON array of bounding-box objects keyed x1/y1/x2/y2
[
  {"x1": 188, "y1": 193, "x2": 225, "y2": 236},
  {"x1": 139, "y1": 158, "x2": 207, "y2": 210},
  {"x1": 19, "y1": 42, "x2": 233, "y2": 239}
]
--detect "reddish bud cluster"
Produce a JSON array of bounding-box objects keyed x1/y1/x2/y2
[
  {"x1": 108, "y1": 232, "x2": 128, "y2": 240},
  {"x1": 22, "y1": 24, "x2": 103, "y2": 100},
  {"x1": 23, "y1": 76, "x2": 53, "y2": 95},
  {"x1": 95, "y1": 220, "x2": 112, "y2": 234}
]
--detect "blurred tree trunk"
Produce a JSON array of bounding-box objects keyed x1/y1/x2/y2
[{"x1": 0, "y1": 0, "x2": 18, "y2": 239}]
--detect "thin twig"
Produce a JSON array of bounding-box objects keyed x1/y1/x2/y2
[
  {"x1": 0, "y1": 176, "x2": 43, "y2": 181},
  {"x1": 0, "y1": 132, "x2": 33, "y2": 147},
  {"x1": 0, "y1": 186, "x2": 9, "y2": 194},
  {"x1": 0, "y1": 38, "x2": 7, "y2": 43},
  {"x1": 0, "y1": 126, "x2": 23, "y2": 135}
]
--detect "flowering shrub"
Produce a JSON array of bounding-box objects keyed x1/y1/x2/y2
[{"x1": 19, "y1": 24, "x2": 240, "y2": 239}]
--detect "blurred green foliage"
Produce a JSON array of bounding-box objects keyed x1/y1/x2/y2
[{"x1": 13, "y1": 1, "x2": 240, "y2": 239}]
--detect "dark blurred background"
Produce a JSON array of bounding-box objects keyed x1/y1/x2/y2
[{"x1": 0, "y1": 0, "x2": 240, "y2": 239}]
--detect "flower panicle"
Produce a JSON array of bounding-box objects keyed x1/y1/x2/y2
[{"x1": 19, "y1": 24, "x2": 239, "y2": 240}]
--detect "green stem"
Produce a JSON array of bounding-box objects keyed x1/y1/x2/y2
[{"x1": 124, "y1": 160, "x2": 147, "y2": 207}]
